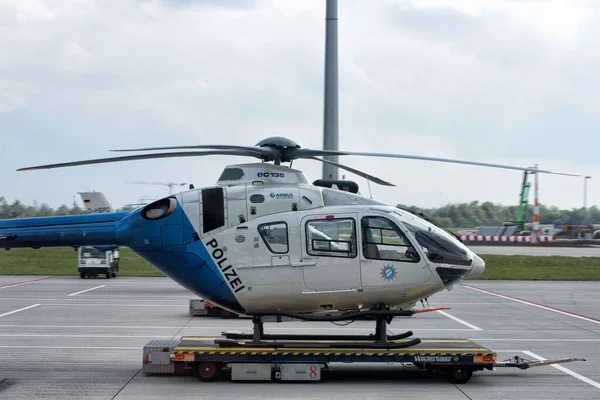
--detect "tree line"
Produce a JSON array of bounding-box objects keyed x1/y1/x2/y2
[
  {"x1": 0, "y1": 197, "x2": 135, "y2": 219},
  {"x1": 1, "y1": 196, "x2": 597, "y2": 228},
  {"x1": 397, "y1": 201, "x2": 599, "y2": 228}
]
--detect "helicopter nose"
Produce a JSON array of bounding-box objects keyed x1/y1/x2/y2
[{"x1": 466, "y1": 253, "x2": 485, "y2": 279}]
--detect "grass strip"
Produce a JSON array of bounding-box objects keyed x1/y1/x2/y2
[{"x1": 2, "y1": 249, "x2": 600, "y2": 280}]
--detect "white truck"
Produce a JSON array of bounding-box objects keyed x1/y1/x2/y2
[
  {"x1": 77, "y1": 191, "x2": 120, "y2": 279},
  {"x1": 78, "y1": 246, "x2": 119, "y2": 279}
]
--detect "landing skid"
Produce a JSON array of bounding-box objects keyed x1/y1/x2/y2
[
  {"x1": 221, "y1": 330, "x2": 414, "y2": 342},
  {"x1": 217, "y1": 304, "x2": 422, "y2": 350}
]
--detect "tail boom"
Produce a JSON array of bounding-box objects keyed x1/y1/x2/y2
[{"x1": 0, "y1": 212, "x2": 129, "y2": 249}]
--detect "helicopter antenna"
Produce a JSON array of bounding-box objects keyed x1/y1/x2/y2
[{"x1": 322, "y1": 0, "x2": 339, "y2": 181}]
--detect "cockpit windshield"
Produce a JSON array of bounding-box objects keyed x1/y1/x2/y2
[{"x1": 393, "y1": 210, "x2": 472, "y2": 267}]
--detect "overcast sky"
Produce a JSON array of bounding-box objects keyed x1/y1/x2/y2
[{"x1": 1, "y1": 0, "x2": 599, "y2": 211}]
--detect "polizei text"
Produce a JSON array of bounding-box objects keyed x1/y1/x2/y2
[{"x1": 205, "y1": 238, "x2": 246, "y2": 293}]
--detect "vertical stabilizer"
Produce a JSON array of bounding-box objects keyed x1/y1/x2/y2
[{"x1": 79, "y1": 192, "x2": 114, "y2": 214}]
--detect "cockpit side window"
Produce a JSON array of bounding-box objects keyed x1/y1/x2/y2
[
  {"x1": 305, "y1": 218, "x2": 357, "y2": 258},
  {"x1": 202, "y1": 187, "x2": 225, "y2": 233},
  {"x1": 258, "y1": 222, "x2": 289, "y2": 254},
  {"x1": 361, "y1": 216, "x2": 420, "y2": 262}
]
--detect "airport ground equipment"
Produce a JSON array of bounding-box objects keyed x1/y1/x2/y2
[
  {"x1": 495, "y1": 355, "x2": 586, "y2": 370},
  {"x1": 189, "y1": 299, "x2": 240, "y2": 318},
  {"x1": 78, "y1": 246, "x2": 119, "y2": 279},
  {"x1": 188, "y1": 299, "x2": 208, "y2": 316},
  {"x1": 513, "y1": 170, "x2": 532, "y2": 231},
  {"x1": 142, "y1": 334, "x2": 584, "y2": 384}
]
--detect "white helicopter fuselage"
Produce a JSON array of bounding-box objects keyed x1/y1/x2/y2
[{"x1": 165, "y1": 163, "x2": 484, "y2": 314}]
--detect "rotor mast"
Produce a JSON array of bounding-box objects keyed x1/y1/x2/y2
[{"x1": 322, "y1": 0, "x2": 339, "y2": 180}]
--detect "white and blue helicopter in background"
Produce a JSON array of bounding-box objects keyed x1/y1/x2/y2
[{"x1": 0, "y1": 137, "x2": 577, "y2": 347}]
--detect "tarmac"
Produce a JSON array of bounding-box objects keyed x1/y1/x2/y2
[{"x1": 0, "y1": 276, "x2": 599, "y2": 399}]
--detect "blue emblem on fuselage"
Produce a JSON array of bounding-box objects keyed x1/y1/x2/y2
[{"x1": 380, "y1": 264, "x2": 397, "y2": 281}]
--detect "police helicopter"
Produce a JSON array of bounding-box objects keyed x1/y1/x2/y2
[{"x1": 0, "y1": 137, "x2": 578, "y2": 348}]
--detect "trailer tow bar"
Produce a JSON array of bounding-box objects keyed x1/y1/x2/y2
[{"x1": 495, "y1": 356, "x2": 586, "y2": 370}]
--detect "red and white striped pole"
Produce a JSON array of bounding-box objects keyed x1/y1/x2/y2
[{"x1": 532, "y1": 164, "x2": 540, "y2": 243}]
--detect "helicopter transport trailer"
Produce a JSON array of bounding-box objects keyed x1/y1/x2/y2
[{"x1": 142, "y1": 334, "x2": 585, "y2": 384}]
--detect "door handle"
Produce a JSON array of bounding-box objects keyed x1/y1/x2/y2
[{"x1": 291, "y1": 261, "x2": 317, "y2": 267}]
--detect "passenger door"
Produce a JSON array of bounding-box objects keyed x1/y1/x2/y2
[
  {"x1": 359, "y1": 215, "x2": 431, "y2": 288},
  {"x1": 300, "y1": 213, "x2": 361, "y2": 292}
]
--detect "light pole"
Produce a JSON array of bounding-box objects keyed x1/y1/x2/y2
[
  {"x1": 322, "y1": 0, "x2": 339, "y2": 180},
  {"x1": 584, "y1": 176, "x2": 592, "y2": 223}
]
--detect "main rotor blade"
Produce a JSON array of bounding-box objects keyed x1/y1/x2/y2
[
  {"x1": 17, "y1": 149, "x2": 263, "y2": 171},
  {"x1": 309, "y1": 157, "x2": 395, "y2": 186},
  {"x1": 111, "y1": 144, "x2": 276, "y2": 158},
  {"x1": 293, "y1": 149, "x2": 579, "y2": 176}
]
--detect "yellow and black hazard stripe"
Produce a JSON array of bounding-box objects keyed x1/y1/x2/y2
[{"x1": 171, "y1": 350, "x2": 496, "y2": 358}]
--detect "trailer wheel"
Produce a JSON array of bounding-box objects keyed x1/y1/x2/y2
[
  {"x1": 80, "y1": 273, "x2": 85, "y2": 279},
  {"x1": 106, "y1": 272, "x2": 111, "y2": 279},
  {"x1": 443, "y1": 367, "x2": 473, "y2": 384},
  {"x1": 194, "y1": 361, "x2": 221, "y2": 382}
]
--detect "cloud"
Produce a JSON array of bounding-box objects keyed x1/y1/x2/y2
[
  {"x1": 149, "y1": 0, "x2": 258, "y2": 9},
  {"x1": 0, "y1": 0, "x2": 598, "y2": 213}
]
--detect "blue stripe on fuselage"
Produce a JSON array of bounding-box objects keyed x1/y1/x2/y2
[
  {"x1": 1, "y1": 212, "x2": 130, "y2": 249},
  {"x1": 0, "y1": 212, "x2": 129, "y2": 229},
  {"x1": 120, "y1": 202, "x2": 245, "y2": 314}
]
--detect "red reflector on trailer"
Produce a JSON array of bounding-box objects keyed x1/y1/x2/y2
[{"x1": 326, "y1": 215, "x2": 334, "y2": 220}]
